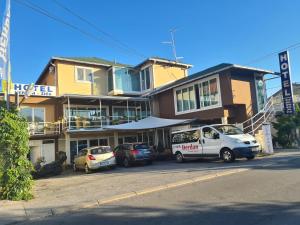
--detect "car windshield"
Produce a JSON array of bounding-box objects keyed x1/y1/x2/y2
[
  {"x1": 133, "y1": 144, "x2": 149, "y2": 149},
  {"x1": 90, "y1": 147, "x2": 112, "y2": 154},
  {"x1": 213, "y1": 125, "x2": 244, "y2": 135}
]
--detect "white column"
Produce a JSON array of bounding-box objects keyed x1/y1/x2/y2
[
  {"x1": 162, "y1": 128, "x2": 165, "y2": 148},
  {"x1": 67, "y1": 96, "x2": 71, "y2": 130},
  {"x1": 113, "y1": 132, "x2": 119, "y2": 148},
  {"x1": 127, "y1": 100, "x2": 129, "y2": 123},
  {"x1": 99, "y1": 98, "x2": 103, "y2": 127},
  {"x1": 65, "y1": 134, "x2": 71, "y2": 165}
]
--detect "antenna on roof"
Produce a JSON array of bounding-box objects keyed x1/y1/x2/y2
[{"x1": 162, "y1": 28, "x2": 183, "y2": 62}]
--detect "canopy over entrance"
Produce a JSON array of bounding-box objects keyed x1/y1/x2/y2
[{"x1": 103, "y1": 116, "x2": 194, "y2": 131}]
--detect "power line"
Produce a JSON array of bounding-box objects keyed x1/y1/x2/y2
[
  {"x1": 13, "y1": 0, "x2": 146, "y2": 59},
  {"x1": 245, "y1": 41, "x2": 300, "y2": 66},
  {"x1": 51, "y1": 0, "x2": 146, "y2": 59}
]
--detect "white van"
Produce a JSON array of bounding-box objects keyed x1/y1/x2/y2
[{"x1": 171, "y1": 124, "x2": 260, "y2": 163}]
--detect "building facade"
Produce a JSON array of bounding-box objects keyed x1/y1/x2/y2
[{"x1": 2, "y1": 57, "x2": 274, "y2": 165}]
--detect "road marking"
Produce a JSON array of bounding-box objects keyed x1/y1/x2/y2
[{"x1": 96, "y1": 168, "x2": 249, "y2": 206}]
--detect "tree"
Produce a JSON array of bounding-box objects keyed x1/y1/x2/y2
[
  {"x1": 0, "y1": 101, "x2": 33, "y2": 200},
  {"x1": 272, "y1": 103, "x2": 300, "y2": 148}
]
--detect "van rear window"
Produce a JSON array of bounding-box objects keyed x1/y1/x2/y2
[{"x1": 91, "y1": 147, "x2": 112, "y2": 154}]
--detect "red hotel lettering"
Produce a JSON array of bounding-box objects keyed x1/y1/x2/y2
[{"x1": 181, "y1": 144, "x2": 198, "y2": 151}]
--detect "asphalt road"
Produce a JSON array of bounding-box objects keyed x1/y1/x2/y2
[{"x1": 19, "y1": 152, "x2": 300, "y2": 225}]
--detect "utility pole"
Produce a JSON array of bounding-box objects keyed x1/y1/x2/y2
[{"x1": 162, "y1": 28, "x2": 183, "y2": 62}]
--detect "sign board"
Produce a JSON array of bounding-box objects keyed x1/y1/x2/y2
[
  {"x1": 12, "y1": 83, "x2": 56, "y2": 97},
  {"x1": 278, "y1": 51, "x2": 295, "y2": 114},
  {"x1": 262, "y1": 123, "x2": 274, "y2": 154}
]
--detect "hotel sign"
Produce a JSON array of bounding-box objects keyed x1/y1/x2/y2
[
  {"x1": 13, "y1": 83, "x2": 56, "y2": 97},
  {"x1": 278, "y1": 51, "x2": 295, "y2": 114}
]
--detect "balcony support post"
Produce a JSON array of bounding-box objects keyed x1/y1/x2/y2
[
  {"x1": 126, "y1": 100, "x2": 129, "y2": 123},
  {"x1": 99, "y1": 98, "x2": 103, "y2": 127},
  {"x1": 145, "y1": 101, "x2": 148, "y2": 117},
  {"x1": 148, "y1": 100, "x2": 152, "y2": 116},
  {"x1": 67, "y1": 96, "x2": 71, "y2": 130}
]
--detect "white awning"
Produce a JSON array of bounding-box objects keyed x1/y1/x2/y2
[{"x1": 103, "y1": 116, "x2": 194, "y2": 131}]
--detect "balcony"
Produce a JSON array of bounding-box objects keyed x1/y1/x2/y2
[
  {"x1": 27, "y1": 122, "x2": 61, "y2": 136},
  {"x1": 64, "y1": 115, "x2": 148, "y2": 131}
]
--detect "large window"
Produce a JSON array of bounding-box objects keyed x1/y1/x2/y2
[
  {"x1": 75, "y1": 67, "x2": 93, "y2": 82},
  {"x1": 20, "y1": 107, "x2": 45, "y2": 123},
  {"x1": 20, "y1": 107, "x2": 45, "y2": 134},
  {"x1": 176, "y1": 86, "x2": 196, "y2": 112},
  {"x1": 112, "y1": 107, "x2": 136, "y2": 121},
  {"x1": 114, "y1": 67, "x2": 140, "y2": 93},
  {"x1": 175, "y1": 76, "x2": 220, "y2": 114},
  {"x1": 140, "y1": 67, "x2": 151, "y2": 91},
  {"x1": 65, "y1": 106, "x2": 108, "y2": 129}
]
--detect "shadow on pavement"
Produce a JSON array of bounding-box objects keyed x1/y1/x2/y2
[{"x1": 17, "y1": 201, "x2": 300, "y2": 225}]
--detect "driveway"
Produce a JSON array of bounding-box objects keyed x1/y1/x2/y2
[{"x1": 0, "y1": 151, "x2": 299, "y2": 225}]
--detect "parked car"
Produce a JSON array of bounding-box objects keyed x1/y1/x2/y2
[
  {"x1": 114, "y1": 143, "x2": 154, "y2": 167},
  {"x1": 171, "y1": 124, "x2": 260, "y2": 163},
  {"x1": 73, "y1": 146, "x2": 116, "y2": 173}
]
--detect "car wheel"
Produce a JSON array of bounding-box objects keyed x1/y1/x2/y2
[
  {"x1": 123, "y1": 158, "x2": 130, "y2": 168},
  {"x1": 85, "y1": 164, "x2": 91, "y2": 174},
  {"x1": 176, "y1": 152, "x2": 184, "y2": 163},
  {"x1": 222, "y1": 149, "x2": 235, "y2": 163},
  {"x1": 73, "y1": 163, "x2": 77, "y2": 172},
  {"x1": 146, "y1": 160, "x2": 153, "y2": 165},
  {"x1": 247, "y1": 156, "x2": 255, "y2": 160}
]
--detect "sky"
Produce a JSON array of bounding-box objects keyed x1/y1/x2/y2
[{"x1": 2, "y1": 0, "x2": 300, "y2": 96}]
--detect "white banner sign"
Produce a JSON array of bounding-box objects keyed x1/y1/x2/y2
[
  {"x1": 262, "y1": 123, "x2": 274, "y2": 154},
  {"x1": 12, "y1": 83, "x2": 56, "y2": 97}
]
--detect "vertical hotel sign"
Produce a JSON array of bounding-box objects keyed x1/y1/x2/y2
[{"x1": 278, "y1": 51, "x2": 295, "y2": 114}]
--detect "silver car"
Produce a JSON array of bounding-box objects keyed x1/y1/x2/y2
[{"x1": 73, "y1": 146, "x2": 116, "y2": 173}]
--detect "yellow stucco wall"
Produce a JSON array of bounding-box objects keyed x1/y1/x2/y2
[
  {"x1": 152, "y1": 64, "x2": 187, "y2": 88},
  {"x1": 231, "y1": 79, "x2": 253, "y2": 117},
  {"x1": 56, "y1": 62, "x2": 108, "y2": 96}
]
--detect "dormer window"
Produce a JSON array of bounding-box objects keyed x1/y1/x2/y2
[{"x1": 75, "y1": 66, "x2": 93, "y2": 82}]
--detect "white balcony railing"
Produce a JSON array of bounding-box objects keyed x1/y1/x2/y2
[{"x1": 64, "y1": 115, "x2": 148, "y2": 130}]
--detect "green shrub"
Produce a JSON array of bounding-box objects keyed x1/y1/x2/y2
[
  {"x1": 0, "y1": 102, "x2": 34, "y2": 200},
  {"x1": 272, "y1": 103, "x2": 300, "y2": 148}
]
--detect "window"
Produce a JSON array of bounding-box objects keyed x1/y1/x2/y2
[
  {"x1": 172, "y1": 130, "x2": 200, "y2": 144},
  {"x1": 202, "y1": 127, "x2": 218, "y2": 139},
  {"x1": 113, "y1": 67, "x2": 140, "y2": 93},
  {"x1": 140, "y1": 67, "x2": 151, "y2": 91},
  {"x1": 175, "y1": 86, "x2": 196, "y2": 113},
  {"x1": 112, "y1": 107, "x2": 136, "y2": 120},
  {"x1": 174, "y1": 75, "x2": 220, "y2": 114},
  {"x1": 75, "y1": 67, "x2": 93, "y2": 82},
  {"x1": 20, "y1": 107, "x2": 45, "y2": 123}
]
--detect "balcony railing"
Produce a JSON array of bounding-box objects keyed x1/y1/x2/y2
[
  {"x1": 27, "y1": 122, "x2": 61, "y2": 136},
  {"x1": 64, "y1": 115, "x2": 148, "y2": 130}
]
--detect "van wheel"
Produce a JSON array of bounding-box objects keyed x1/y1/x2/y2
[
  {"x1": 222, "y1": 149, "x2": 235, "y2": 163},
  {"x1": 176, "y1": 153, "x2": 184, "y2": 163},
  {"x1": 247, "y1": 156, "x2": 255, "y2": 160},
  {"x1": 85, "y1": 164, "x2": 91, "y2": 174}
]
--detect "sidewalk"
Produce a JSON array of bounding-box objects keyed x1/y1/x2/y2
[{"x1": 0, "y1": 151, "x2": 299, "y2": 225}]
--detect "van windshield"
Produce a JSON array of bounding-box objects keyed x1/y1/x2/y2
[{"x1": 213, "y1": 125, "x2": 244, "y2": 135}]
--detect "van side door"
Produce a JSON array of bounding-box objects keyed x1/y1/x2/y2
[{"x1": 201, "y1": 127, "x2": 222, "y2": 156}]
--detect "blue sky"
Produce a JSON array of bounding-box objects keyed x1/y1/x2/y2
[{"x1": 2, "y1": 0, "x2": 300, "y2": 95}]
